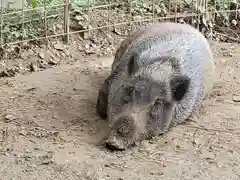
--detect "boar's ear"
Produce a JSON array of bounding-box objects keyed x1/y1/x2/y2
[
  {"x1": 170, "y1": 75, "x2": 190, "y2": 101},
  {"x1": 127, "y1": 54, "x2": 138, "y2": 76}
]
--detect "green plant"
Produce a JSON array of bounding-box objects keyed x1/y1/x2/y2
[{"x1": 27, "y1": 0, "x2": 57, "y2": 8}]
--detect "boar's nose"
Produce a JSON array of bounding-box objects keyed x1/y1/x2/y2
[{"x1": 105, "y1": 138, "x2": 125, "y2": 151}]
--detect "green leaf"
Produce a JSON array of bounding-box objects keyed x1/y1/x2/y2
[{"x1": 31, "y1": 0, "x2": 38, "y2": 8}]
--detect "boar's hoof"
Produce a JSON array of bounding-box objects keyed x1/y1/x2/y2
[{"x1": 105, "y1": 139, "x2": 125, "y2": 151}]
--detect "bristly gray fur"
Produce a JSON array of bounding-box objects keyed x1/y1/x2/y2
[{"x1": 96, "y1": 21, "x2": 215, "y2": 150}]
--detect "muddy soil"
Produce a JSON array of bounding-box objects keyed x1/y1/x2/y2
[{"x1": 0, "y1": 41, "x2": 239, "y2": 180}]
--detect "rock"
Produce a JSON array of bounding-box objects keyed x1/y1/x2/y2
[
  {"x1": 113, "y1": 27, "x2": 122, "y2": 35},
  {"x1": 133, "y1": 15, "x2": 142, "y2": 22},
  {"x1": 52, "y1": 115, "x2": 58, "y2": 119},
  {"x1": 54, "y1": 43, "x2": 65, "y2": 51},
  {"x1": 22, "y1": 42, "x2": 30, "y2": 48},
  {"x1": 19, "y1": 129, "x2": 28, "y2": 136},
  {"x1": 4, "y1": 113, "x2": 18, "y2": 122},
  {"x1": 29, "y1": 62, "x2": 38, "y2": 72},
  {"x1": 56, "y1": 24, "x2": 62, "y2": 29},
  {"x1": 0, "y1": 67, "x2": 19, "y2": 77},
  {"x1": 65, "y1": 50, "x2": 70, "y2": 57},
  {"x1": 85, "y1": 43, "x2": 90, "y2": 49},
  {"x1": 232, "y1": 95, "x2": 240, "y2": 102},
  {"x1": 38, "y1": 52, "x2": 45, "y2": 59},
  {"x1": 83, "y1": 32, "x2": 89, "y2": 40},
  {"x1": 231, "y1": 19, "x2": 237, "y2": 26},
  {"x1": 48, "y1": 59, "x2": 59, "y2": 65}
]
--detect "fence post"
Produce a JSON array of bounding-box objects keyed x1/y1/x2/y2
[
  {"x1": 64, "y1": 0, "x2": 70, "y2": 43},
  {"x1": 0, "y1": 0, "x2": 3, "y2": 48}
]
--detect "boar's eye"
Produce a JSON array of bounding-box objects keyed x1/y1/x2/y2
[
  {"x1": 122, "y1": 84, "x2": 134, "y2": 102},
  {"x1": 150, "y1": 99, "x2": 163, "y2": 118},
  {"x1": 150, "y1": 98, "x2": 171, "y2": 118}
]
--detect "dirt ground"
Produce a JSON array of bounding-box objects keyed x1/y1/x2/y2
[{"x1": 0, "y1": 40, "x2": 239, "y2": 180}]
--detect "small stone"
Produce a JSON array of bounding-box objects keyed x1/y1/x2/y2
[
  {"x1": 4, "y1": 114, "x2": 18, "y2": 122},
  {"x1": 61, "y1": 52, "x2": 66, "y2": 58},
  {"x1": 85, "y1": 43, "x2": 90, "y2": 49},
  {"x1": 133, "y1": 15, "x2": 142, "y2": 22},
  {"x1": 178, "y1": 18, "x2": 185, "y2": 24},
  {"x1": 91, "y1": 43, "x2": 97, "y2": 48},
  {"x1": 74, "y1": 15, "x2": 82, "y2": 21},
  {"x1": 231, "y1": 19, "x2": 237, "y2": 26},
  {"x1": 83, "y1": 32, "x2": 89, "y2": 40},
  {"x1": 65, "y1": 51, "x2": 70, "y2": 57},
  {"x1": 48, "y1": 59, "x2": 58, "y2": 65},
  {"x1": 19, "y1": 130, "x2": 28, "y2": 136},
  {"x1": 113, "y1": 27, "x2": 122, "y2": 35},
  {"x1": 52, "y1": 115, "x2": 58, "y2": 119},
  {"x1": 232, "y1": 95, "x2": 240, "y2": 102},
  {"x1": 22, "y1": 42, "x2": 30, "y2": 48},
  {"x1": 38, "y1": 52, "x2": 45, "y2": 59},
  {"x1": 54, "y1": 43, "x2": 65, "y2": 51},
  {"x1": 56, "y1": 24, "x2": 62, "y2": 29}
]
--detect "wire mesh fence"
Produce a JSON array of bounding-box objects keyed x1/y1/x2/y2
[{"x1": 0, "y1": 0, "x2": 239, "y2": 48}]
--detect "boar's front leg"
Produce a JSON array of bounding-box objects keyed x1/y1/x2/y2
[{"x1": 96, "y1": 77, "x2": 110, "y2": 120}]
